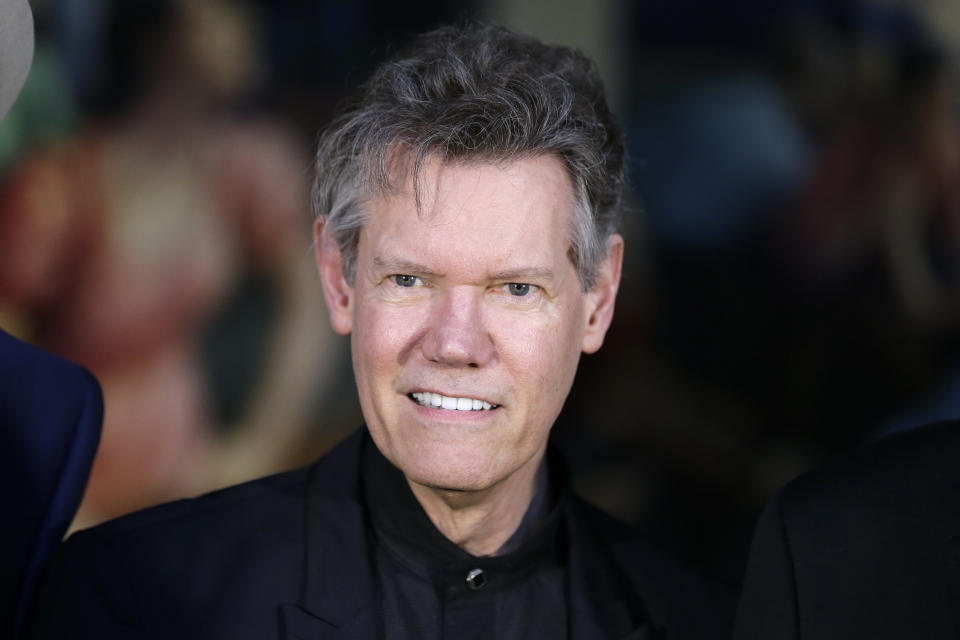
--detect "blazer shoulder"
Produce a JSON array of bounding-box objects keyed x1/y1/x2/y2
[
  {"x1": 69, "y1": 427, "x2": 366, "y2": 546},
  {"x1": 779, "y1": 420, "x2": 960, "y2": 521},
  {"x1": 570, "y1": 496, "x2": 737, "y2": 635},
  {"x1": 29, "y1": 432, "x2": 367, "y2": 638},
  {"x1": 74, "y1": 464, "x2": 312, "y2": 544},
  {"x1": 735, "y1": 421, "x2": 960, "y2": 640},
  {"x1": 573, "y1": 496, "x2": 730, "y2": 585}
]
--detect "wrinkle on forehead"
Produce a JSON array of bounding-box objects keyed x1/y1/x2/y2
[{"x1": 371, "y1": 147, "x2": 577, "y2": 225}]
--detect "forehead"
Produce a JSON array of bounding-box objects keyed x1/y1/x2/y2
[{"x1": 359, "y1": 154, "x2": 576, "y2": 272}]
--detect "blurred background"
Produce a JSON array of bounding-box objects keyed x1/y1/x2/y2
[{"x1": 3, "y1": 0, "x2": 960, "y2": 585}]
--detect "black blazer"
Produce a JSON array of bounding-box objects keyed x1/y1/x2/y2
[
  {"x1": 735, "y1": 420, "x2": 960, "y2": 640},
  {"x1": 28, "y1": 430, "x2": 733, "y2": 639}
]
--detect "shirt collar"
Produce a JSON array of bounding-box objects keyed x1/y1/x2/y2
[{"x1": 360, "y1": 431, "x2": 568, "y2": 587}]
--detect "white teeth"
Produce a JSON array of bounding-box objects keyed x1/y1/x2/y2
[{"x1": 410, "y1": 392, "x2": 497, "y2": 411}]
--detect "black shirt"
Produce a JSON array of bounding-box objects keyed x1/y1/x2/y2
[{"x1": 362, "y1": 442, "x2": 569, "y2": 639}]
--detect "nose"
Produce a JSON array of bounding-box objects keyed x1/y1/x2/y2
[{"x1": 421, "y1": 288, "x2": 495, "y2": 368}]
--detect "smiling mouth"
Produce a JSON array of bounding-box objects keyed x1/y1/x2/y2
[{"x1": 409, "y1": 391, "x2": 499, "y2": 411}]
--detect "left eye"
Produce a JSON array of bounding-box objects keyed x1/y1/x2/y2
[
  {"x1": 393, "y1": 274, "x2": 421, "y2": 287},
  {"x1": 507, "y1": 283, "x2": 532, "y2": 296}
]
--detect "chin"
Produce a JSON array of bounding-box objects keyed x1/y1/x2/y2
[
  {"x1": 398, "y1": 447, "x2": 505, "y2": 493},
  {"x1": 413, "y1": 471, "x2": 495, "y2": 493},
  {"x1": 368, "y1": 414, "x2": 525, "y2": 493}
]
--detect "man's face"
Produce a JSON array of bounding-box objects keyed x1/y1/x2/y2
[{"x1": 317, "y1": 154, "x2": 621, "y2": 493}]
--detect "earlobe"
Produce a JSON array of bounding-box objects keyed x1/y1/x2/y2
[
  {"x1": 314, "y1": 218, "x2": 354, "y2": 336},
  {"x1": 581, "y1": 234, "x2": 623, "y2": 354}
]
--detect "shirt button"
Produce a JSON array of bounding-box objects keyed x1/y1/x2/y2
[{"x1": 465, "y1": 568, "x2": 486, "y2": 590}]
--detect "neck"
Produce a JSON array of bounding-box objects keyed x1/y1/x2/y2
[{"x1": 407, "y1": 448, "x2": 548, "y2": 557}]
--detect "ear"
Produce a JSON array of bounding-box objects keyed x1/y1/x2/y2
[
  {"x1": 314, "y1": 218, "x2": 353, "y2": 336},
  {"x1": 581, "y1": 234, "x2": 623, "y2": 354}
]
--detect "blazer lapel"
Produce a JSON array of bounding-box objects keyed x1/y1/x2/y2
[
  {"x1": 565, "y1": 500, "x2": 661, "y2": 640},
  {"x1": 278, "y1": 601, "x2": 376, "y2": 640},
  {"x1": 278, "y1": 603, "x2": 338, "y2": 640},
  {"x1": 278, "y1": 431, "x2": 379, "y2": 640}
]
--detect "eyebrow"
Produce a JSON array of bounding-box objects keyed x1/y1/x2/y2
[
  {"x1": 490, "y1": 267, "x2": 555, "y2": 282},
  {"x1": 373, "y1": 256, "x2": 442, "y2": 277}
]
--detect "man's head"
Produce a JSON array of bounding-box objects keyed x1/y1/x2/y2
[{"x1": 314, "y1": 24, "x2": 624, "y2": 495}]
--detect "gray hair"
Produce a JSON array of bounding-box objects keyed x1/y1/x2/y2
[{"x1": 312, "y1": 23, "x2": 624, "y2": 290}]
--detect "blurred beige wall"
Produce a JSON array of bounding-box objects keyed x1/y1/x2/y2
[
  {"x1": 917, "y1": 0, "x2": 960, "y2": 55},
  {"x1": 483, "y1": 0, "x2": 627, "y2": 111}
]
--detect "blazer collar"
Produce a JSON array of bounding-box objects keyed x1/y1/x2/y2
[{"x1": 279, "y1": 430, "x2": 378, "y2": 640}]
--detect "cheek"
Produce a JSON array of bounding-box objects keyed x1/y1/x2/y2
[
  {"x1": 353, "y1": 297, "x2": 429, "y2": 373},
  {"x1": 492, "y1": 308, "x2": 583, "y2": 402}
]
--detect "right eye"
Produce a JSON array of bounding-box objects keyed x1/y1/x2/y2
[{"x1": 393, "y1": 274, "x2": 422, "y2": 288}]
